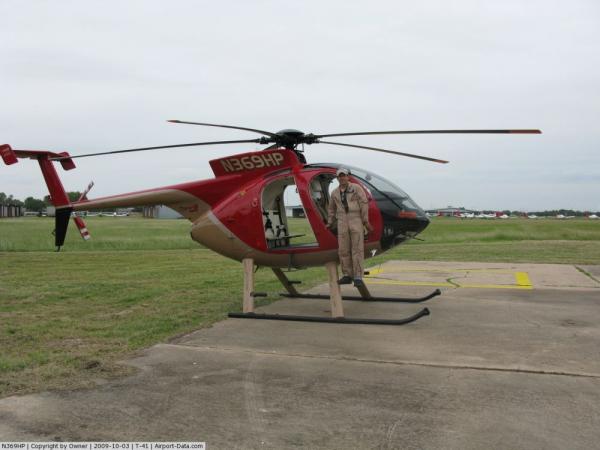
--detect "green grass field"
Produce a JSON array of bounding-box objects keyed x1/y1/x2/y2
[{"x1": 1, "y1": 216, "x2": 600, "y2": 398}]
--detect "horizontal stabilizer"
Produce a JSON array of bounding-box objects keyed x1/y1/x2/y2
[{"x1": 1, "y1": 146, "x2": 76, "y2": 170}]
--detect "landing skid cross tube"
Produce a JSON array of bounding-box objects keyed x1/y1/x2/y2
[{"x1": 274, "y1": 268, "x2": 441, "y2": 303}]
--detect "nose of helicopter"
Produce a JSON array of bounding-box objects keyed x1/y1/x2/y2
[{"x1": 375, "y1": 195, "x2": 430, "y2": 250}]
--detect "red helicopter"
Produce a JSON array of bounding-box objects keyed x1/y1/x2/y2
[{"x1": 1, "y1": 121, "x2": 541, "y2": 325}]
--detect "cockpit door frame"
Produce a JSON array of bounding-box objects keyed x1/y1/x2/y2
[{"x1": 294, "y1": 168, "x2": 382, "y2": 250}]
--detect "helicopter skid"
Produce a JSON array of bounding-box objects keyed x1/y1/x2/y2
[
  {"x1": 228, "y1": 307, "x2": 429, "y2": 325},
  {"x1": 280, "y1": 288, "x2": 441, "y2": 303},
  {"x1": 236, "y1": 262, "x2": 432, "y2": 325}
]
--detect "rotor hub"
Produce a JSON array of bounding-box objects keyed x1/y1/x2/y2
[
  {"x1": 273, "y1": 129, "x2": 319, "y2": 149},
  {"x1": 275, "y1": 129, "x2": 304, "y2": 149}
]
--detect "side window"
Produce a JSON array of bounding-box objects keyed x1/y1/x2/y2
[{"x1": 262, "y1": 176, "x2": 317, "y2": 249}]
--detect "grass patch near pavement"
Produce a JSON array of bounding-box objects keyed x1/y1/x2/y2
[
  {"x1": 383, "y1": 217, "x2": 600, "y2": 265},
  {"x1": 0, "y1": 217, "x2": 196, "y2": 252},
  {"x1": 1, "y1": 215, "x2": 599, "y2": 398},
  {"x1": 0, "y1": 248, "x2": 326, "y2": 398},
  {"x1": 416, "y1": 217, "x2": 600, "y2": 244}
]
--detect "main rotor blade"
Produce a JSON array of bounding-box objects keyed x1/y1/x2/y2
[
  {"x1": 315, "y1": 129, "x2": 542, "y2": 138},
  {"x1": 50, "y1": 139, "x2": 263, "y2": 160},
  {"x1": 168, "y1": 120, "x2": 279, "y2": 138},
  {"x1": 317, "y1": 140, "x2": 449, "y2": 164}
]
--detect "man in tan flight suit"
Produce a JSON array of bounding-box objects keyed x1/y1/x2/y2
[{"x1": 326, "y1": 168, "x2": 373, "y2": 287}]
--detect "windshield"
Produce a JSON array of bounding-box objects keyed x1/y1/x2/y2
[
  {"x1": 345, "y1": 166, "x2": 421, "y2": 211},
  {"x1": 304, "y1": 163, "x2": 425, "y2": 213}
]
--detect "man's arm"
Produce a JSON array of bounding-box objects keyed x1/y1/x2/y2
[
  {"x1": 327, "y1": 191, "x2": 337, "y2": 227},
  {"x1": 355, "y1": 184, "x2": 373, "y2": 231}
]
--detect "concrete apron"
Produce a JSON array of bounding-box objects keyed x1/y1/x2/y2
[{"x1": 1, "y1": 261, "x2": 599, "y2": 449}]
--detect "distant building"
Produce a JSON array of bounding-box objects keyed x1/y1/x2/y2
[
  {"x1": 143, "y1": 205, "x2": 183, "y2": 219},
  {"x1": 0, "y1": 204, "x2": 23, "y2": 218},
  {"x1": 285, "y1": 205, "x2": 305, "y2": 218},
  {"x1": 426, "y1": 206, "x2": 475, "y2": 217}
]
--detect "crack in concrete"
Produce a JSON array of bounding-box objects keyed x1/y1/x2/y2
[
  {"x1": 445, "y1": 277, "x2": 462, "y2": 288},
  {"x1": 157, "y1": 343, "x2": 600, "y2": 380},
  {"x1": 575, "y1": 266, "x2": 600, "y2": 285}
]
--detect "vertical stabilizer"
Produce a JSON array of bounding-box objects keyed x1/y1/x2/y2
[{"x1": 2, "y1": 147, "x2": 77, "y2": 249}]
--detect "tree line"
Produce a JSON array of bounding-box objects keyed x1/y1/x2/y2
[{"x1": 0, "y1": 192, "x2": 82, "y2": 212}]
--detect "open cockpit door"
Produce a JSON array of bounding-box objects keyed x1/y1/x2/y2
[{"x1": 294, "y1": 170, "x2": 340, "y2": 250}]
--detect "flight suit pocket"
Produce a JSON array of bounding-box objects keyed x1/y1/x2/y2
[{"x1": 347, "y1": 193, "x2": 361, "y2": 213}]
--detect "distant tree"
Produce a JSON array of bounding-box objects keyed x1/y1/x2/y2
[
  {"x1": 42, "y1": 192, "x2": 82, "y2": 205},
  {"x1": 68, "y1": 191, "x2": 82, "y2": 202},
  {"x1": 24, "y1": 197, "x2": 46, "y2": 212},
  {"x1": 1, "y1": 193, "x2": 24, "y2": 206}
]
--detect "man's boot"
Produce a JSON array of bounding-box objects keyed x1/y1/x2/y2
[
  {"x1": 338, "y1": 276, "x2": 353, "y2": 285},
  {"x1": 353, "y1": 278, "x2": 365, "y2": 288}
]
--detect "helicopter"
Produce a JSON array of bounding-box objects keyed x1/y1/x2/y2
[{"x1": 1, "y1": 121, "x2": 541, "y2": 325}]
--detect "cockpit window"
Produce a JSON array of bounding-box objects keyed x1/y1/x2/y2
[
  {"x1": 350, "y1": 168, "x2": 408, "y2": 199},
  {"x1": 304, "y1": 163, "x2": 425, "y2": 214},
  {"x1": 346, "y1": 167, "x2": 421, "y2": 211}
]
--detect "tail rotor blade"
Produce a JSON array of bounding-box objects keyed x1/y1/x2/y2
[{"x1": 317, "y1": 140, "x2": 449, "y2": 164}]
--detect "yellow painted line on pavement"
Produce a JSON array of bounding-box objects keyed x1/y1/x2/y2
[
  {"x1": 365, "y1": 269, "x2": 534, "y2": 290},
  {"x1": 370, "y1": 267, "x2": 519, "y2": 274},
  {"x1": 366, "y1": 279, "x2": 454, "y2": 287},
  {"x1": 455, "y1": 283, "x2": 533, "y2": 290},
  {"x1": 366, "y1": 267, "x2": 384, "y2": 276},
  {"x1": 515, "y1": 272, "x2": 533, "y2": 288},
  {"x1": 365, "y1": 279, "x2": 533, "y2": 290}
]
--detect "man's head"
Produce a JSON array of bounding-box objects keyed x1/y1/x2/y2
[{"x1": 336, "y1": 168, "x2": 350, "y2": 187}]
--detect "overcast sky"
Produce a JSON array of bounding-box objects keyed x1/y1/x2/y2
[{"x1": 1, "y1": 0, "x2": 599, "y2": 211}]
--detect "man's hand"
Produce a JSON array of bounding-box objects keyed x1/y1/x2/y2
[{"x1": 365, "y1": 223, "x2": 374, "y2": 233}]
